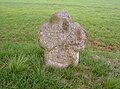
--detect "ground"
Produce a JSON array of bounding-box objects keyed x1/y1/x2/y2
[{"x1": 0, "y1": 0, "x2": 120, "y2": 89}]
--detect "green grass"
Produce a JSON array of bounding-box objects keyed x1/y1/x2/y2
[{"x1": 0, "y1": 0, "x2": 120, "y2": 89}]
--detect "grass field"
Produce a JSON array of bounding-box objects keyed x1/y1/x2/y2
[{"x1": 0, "y1": 0, "x2": 120, "y2": 89}]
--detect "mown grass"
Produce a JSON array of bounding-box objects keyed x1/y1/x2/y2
[{"x1": 0, "y1": 0, "x2": 120, "y2": 89}]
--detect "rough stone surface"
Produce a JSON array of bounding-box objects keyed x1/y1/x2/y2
[{"x1": 38, "y1": 11, "x2": 87, "y2": 68}]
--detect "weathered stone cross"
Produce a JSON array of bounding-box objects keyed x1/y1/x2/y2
[{"x1": 38, "y1": 11, "x2": 87, "y2": 68}]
